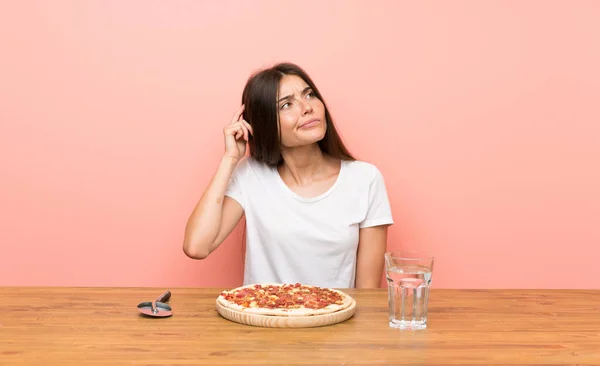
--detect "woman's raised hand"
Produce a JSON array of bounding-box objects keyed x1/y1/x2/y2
[{"x1": 223, "y1": 104, "x2": 253, "y2": 161}]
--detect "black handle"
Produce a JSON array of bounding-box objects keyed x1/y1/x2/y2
[{"x1": 156, "y1": 290, "x2": 171, "y2": 303}]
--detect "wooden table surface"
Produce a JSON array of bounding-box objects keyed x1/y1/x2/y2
[{"x1": 1, "y1": 287, "x2": 599, "y2": 365}]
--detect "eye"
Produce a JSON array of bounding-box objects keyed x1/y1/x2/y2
[
  {"x1": 306, "y1": 91, "x2": 315, "y2": 98},
  {"x1": 280, "y1": 102, "x2": 291, "y2": 110}
]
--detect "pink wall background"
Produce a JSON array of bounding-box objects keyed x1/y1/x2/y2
[{"x1": 1, "y1": 1, "x2": 599, "y2": 289}]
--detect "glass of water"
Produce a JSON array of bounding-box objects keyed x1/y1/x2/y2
[{"x1": 385, "y1": 250, "x2": 434, "y2": 330}]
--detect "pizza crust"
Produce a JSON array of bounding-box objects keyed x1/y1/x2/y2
[{"x1": 217, "y1": 283, "x2": 354, "y2": 317}]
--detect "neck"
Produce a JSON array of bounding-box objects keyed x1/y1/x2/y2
[{"x1": 279, "y1": 144, "x2": 327, "y2": 185}]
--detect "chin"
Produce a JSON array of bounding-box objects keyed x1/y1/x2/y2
[
  {"x1": 288, "y1": 134, "x2": 326, "y2": 148},
  {"x1": 304, "y1": 128, "x2": 327, "y2": 144}
]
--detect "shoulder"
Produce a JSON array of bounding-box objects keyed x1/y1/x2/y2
[
  {"x1": 231, "y1": 156, "x2": 275, "y2": 179},
  {"x1": 343, "y1": 159, "x2": 385, "y2": 183}
]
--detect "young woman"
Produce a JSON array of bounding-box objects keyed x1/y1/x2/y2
[{"x1": 183, "y1": 63, "x2": 393, "y2": 288}]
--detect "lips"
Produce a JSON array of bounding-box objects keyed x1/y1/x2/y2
[{"x1": 299, "y1": 118, "x2": 320, "y2": 129}]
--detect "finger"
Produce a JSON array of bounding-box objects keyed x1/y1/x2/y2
[
  {"x1": 225, "y1": 123, "x2": 241, "y2": 135},
  {"x1": 232, "y1": 105, "x2": 244, "y2": 122},
  {"x1": 225, "y1": 128, "x2": 239, "y2": 142},
  {"x1": 224, "y1": 125, "x2": 236, "y2": 136},
  {"x1": 233, "y1": 122, "x2": 248, "y2": 141},
  {"x1": 228, "y1": 122, "x2": 250, "y2": 140},
  {"x1": 231, "y1": 104, "x2": 245, "y2": 124},
  {"x1": 234, "y1": 127, "x2": 243, "y2": 140},
  {"x1": 241, "y1": 119, "x2": 253, "y2": 135}
]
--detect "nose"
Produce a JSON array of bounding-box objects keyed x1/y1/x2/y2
[{"x1": 300, "y1": 99, "x2": 313, "y2": 115}]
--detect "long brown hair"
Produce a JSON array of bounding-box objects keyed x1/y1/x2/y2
[{"x1": 241, "y1": 62, "x2": 355, "y2": 166}]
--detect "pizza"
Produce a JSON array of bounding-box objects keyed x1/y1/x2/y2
[{"x1": 217, "y1": 283, "x2": 354, "y2": 317}]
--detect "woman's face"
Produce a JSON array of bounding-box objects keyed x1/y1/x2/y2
[{"x1": 276, "y1": 74, "x2": 327, "y2": 148}]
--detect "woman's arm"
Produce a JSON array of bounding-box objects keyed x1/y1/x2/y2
[
  {"x1": 183, "y1": 156, "x2": 244, "y2": 259},
  {"x1": 355, "y1": 225, "x2": 389, "y2": 288},
  {"x1": 183, "y1": 105, "x2": 252, "y2": 259}
]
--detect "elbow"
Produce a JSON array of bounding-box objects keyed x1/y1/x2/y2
[{"x1": 182, "y1": 241, "x2": 210, "y2": 260}]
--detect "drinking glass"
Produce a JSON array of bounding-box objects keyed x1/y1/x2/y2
[{"x1": 385, "y1": 250, "x2": 434, "y2": 330}]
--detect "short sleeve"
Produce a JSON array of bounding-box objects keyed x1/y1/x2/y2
[
  {"x1": 359, "y1": 166, "x2": 394, "y2": 228},
  {"x1": 224, "y1": 158, "x2": 247, "y2": 209}
]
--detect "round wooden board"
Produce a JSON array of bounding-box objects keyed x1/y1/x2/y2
[{"x1": 215, "y1": 298, "x2": 357, "y2": 328}]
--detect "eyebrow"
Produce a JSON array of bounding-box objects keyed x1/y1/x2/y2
[{"x1": 278, "y1": 86, "x2": 313, "y2": 103}]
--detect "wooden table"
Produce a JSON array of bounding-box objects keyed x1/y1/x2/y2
[{"x1": 2, "y1": 287, "x2": 599, "y2": 365}]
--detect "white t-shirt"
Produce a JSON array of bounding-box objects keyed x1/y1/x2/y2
[{"x1": 224, "y1": 157, "x2": 394, "y2": 288}]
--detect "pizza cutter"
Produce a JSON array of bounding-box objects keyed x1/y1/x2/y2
[{"x1": 137, "y1": 290, "x2": 173, "y2": 318}]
